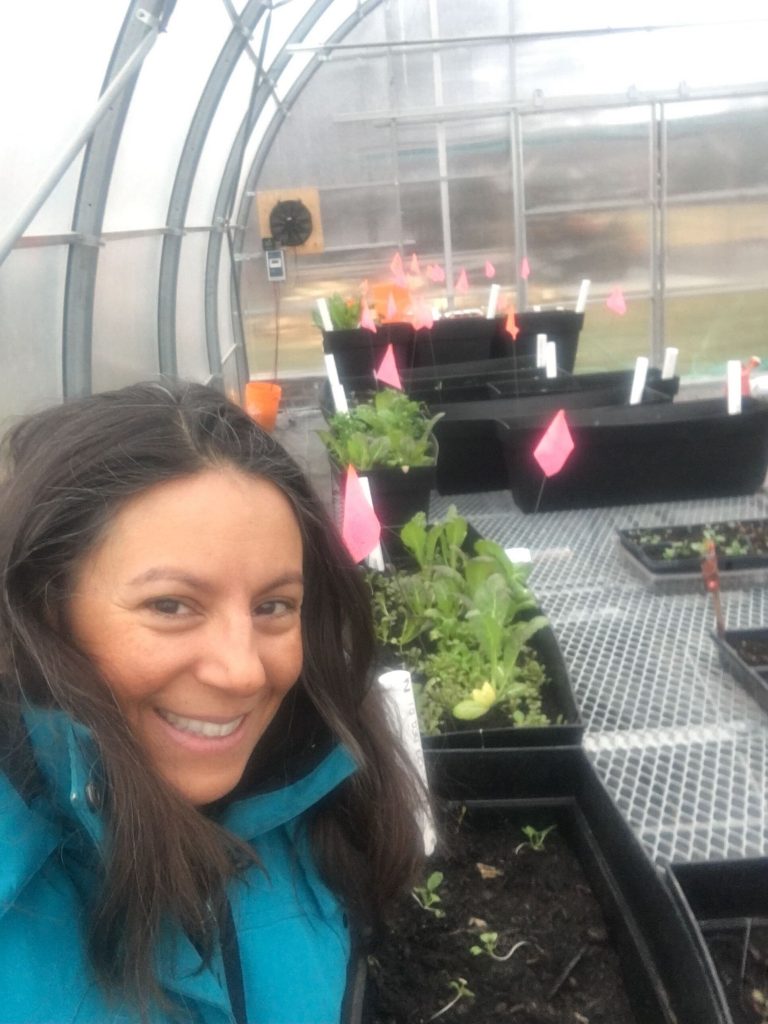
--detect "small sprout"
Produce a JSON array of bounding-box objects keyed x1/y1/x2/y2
[
  {"x1": 515, "y1": 824, "x2": 556, "y2": 854},
  {"x1": 428, "y1": 978, "x2": 474, "y2": 1021},
  {"x1": 470, "y1": 931, "x2": 528, "y2": 962},
  {"x1": 412, "y1": 871, "x2": 445, "y2": 917}
]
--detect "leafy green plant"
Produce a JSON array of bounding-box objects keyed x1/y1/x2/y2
[
  {"x1": 515, "y1": 824, "x2": 556, "y2": 853},
  {"x1": 318, "y1": 389, "x2": 442, "y2": 470},
  {"x1": 366, "y1": 507, "x2": 553, "y2": 734},
  {"x1": 470, "y1": 931, "x2": 528, "y2": 961},
  {"x1": 311, "y1": 292, "x2": 363, "y2": 330},
  {"x1": 427, "y1": 978, "x2": 474, "y2": 1021},
  {"x1": 411, "y1": 871, "x2": 445, "y2": 918}
]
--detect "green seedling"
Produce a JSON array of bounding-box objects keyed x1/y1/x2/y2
[
  {"x1": 411, "y1": 871, "x2": 445, "y2": 917},
  {"x1": 427, "y1": 978, "x2": 474, "y2": 1021},
  {"x1": 515, "y1": 824, "x2": 556, "y2": 853},
  {"x1": 470, "y1": 930, "x2": 528, "y2": 962}
]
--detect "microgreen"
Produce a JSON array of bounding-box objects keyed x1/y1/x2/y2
[
  {"x1": 411, "y1": 871, "x2": 445, "y2": 918},
  {"x1": 515, "y1": 824, "x2": 557, "y2": 853},
  {"x1": 470, "y1": 931, "x2": 529, "y2": 961},
  {"x1": 427, "y1": 978, "x2": 474, "y2": 1021}
]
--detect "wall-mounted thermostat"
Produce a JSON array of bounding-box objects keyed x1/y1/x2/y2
[{"x1": 265, "y1": 249, "x2": 286, "y2": 282}]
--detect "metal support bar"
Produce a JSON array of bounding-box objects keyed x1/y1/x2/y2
[{"x1": 0, "y1": 18, "x2": 160, "y2": 268}]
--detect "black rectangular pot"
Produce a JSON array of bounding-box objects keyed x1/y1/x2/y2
[
  {"x1": 322, "y1": 323, "x2": 415, "y2": 386},
  {"x1": 496, "y1": 397, "x2": 768, "y2": 512},
  {"x1": 667, "y1": 858, "x2": 768, "y2": 1024},
  {"x1": 714, "y1": 627, "x2": 768, "y2": 716},
  {"x1": 356, "y1": 747, "x2": 724, "y2": 1024},
  {"x1": 412, "y1": 316, "x2": 503, "y2": 367},
  {"x1": 433, "y1": 382, "x2": 673, "y2": 495},
  {"x1": 491, "y1": 310, "x2": 585, "y2": 372},
  {"x1": 332, "y1": 459, "x2": 436, "y2": 533}
]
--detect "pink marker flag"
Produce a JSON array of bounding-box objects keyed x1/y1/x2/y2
[
  {"x1": 409, "y1": 253, "x2": 421, "y2": 275},
  {"x1": 520, "y1": 257, "x2": 531, "y2": 280},
  {"x1": 412, "y1": 301, "x2": 434, "y2": 331},
  {"x1": 426, "y1": 263, "x2": 445, "y2": 284},
  {"x1": 505, "y1": 310, "x2": 519, "y2": 341},
  {"x1": 360, "y1": 278, "x2": 369, "y2": 296},
  {"x1": 341, "y1": 466, "x2": 381, "y2": 564},
  {"x1": 359, "y1": 299, "x2": 377, "y2": 332},
  {"x1": 606, "y1": 287, "x2": 627, "y2": 316},
  {"x1": 484, "y1": 260, "x2": 496, "y2": 279},
  {"x1": 386, "y1": 291, "x2": 398, "y2": 320},
  {"x1": 375, "y1": 344, "x2": 402, "y2": 390},
  {"x1": 533, "y1": 409, "x2": 575, "y2": 478},
  {"x1": 390, "y1": 251, "x2": 407, "y2": 286},
  {"x1": 455, "y1": 268, "x2": 469, "y2": 294}
]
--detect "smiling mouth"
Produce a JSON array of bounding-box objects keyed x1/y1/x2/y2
[{"x1": 157, "y1": 710, "x2": 245, "y2": 738}]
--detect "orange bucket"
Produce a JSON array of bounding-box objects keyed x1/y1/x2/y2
[{"x1": 244, "y1": 382, "x2": 282, "y2": 432}]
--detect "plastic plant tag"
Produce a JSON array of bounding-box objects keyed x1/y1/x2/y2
[
  {"x1": 486, "y1": 283, "x2": 500, "y2": 318},
  {"x1": 323, "y1": 354, "x2": 348, "y2": 413},
  {"x1": 629, "y1": 356, "x2": 649, "y2": 405},
  {"x1": 505, "y1": 547, "x2": 532, "y2": 564},
  {"x1": 536, "y1": 333, "x2": 547, "y2": 367},
  {"x1": 357, "y1": 474, "x2": 385, "y2": 571},
  {"x1": 662, "y1": 347, "x2": 678, "y2": 380},
  {"x1": 727, "y1": 360, "x2": 742, "y2": 415},
  {"x1": 316, "y1": 298, "x2": 333, "y2": 332},
  {"x1": 378, "y1": 669, "x2": 436, "y2": 855},
  {"x1": 575, "y1": 278, "x2": 591, "y2": 313},
  {"x1": 701, "y1": 538, "x2": 725, "y2": 636},
  {"x1": 545, "y1": 341, "x2": 557, "y2": 379}
]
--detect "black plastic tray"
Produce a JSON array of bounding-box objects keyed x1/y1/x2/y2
[
  {"x1": 715, "y1": 627, "x2": 768, "y2": 716},
  {"x1": 357, "y1": 747, "x2": 724, "y2": 1024}
]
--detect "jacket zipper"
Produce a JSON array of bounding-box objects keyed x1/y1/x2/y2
[{"x1": 219, "y1": 898, "x2": 248, "y2": 1024}]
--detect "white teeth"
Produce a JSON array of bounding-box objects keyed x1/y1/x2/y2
[{"x1": 159, "y1": 710, "x2": 244, "y2": 738}]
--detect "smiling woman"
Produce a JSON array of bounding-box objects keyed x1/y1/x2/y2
[{"x1": 0, "y1": 381, "x2": 423, "y2": 1024}]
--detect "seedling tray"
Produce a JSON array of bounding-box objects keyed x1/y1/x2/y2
[
  {"x1": 359, "y1": 747, "x2": 723, "y2": 1024},
  {"x1": 618, "y1": 519, "x2": 768, "y2": 594},
  {"x1": 668, "y1": 858, "x2": 768, "y2": 1024},
  {"x1": 715, "y1": 628, "x2": 768, "y2": 716}
]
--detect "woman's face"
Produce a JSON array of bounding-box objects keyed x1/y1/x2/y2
[{"x1": 66, "y1": 467, "x2": 305, "y2": 805}]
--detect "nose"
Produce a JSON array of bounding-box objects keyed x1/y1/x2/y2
[{"x1": 196, "y1": 615, "x2": 267, "y2": 696}]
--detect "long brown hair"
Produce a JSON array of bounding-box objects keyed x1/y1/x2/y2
[{"x1": 0, "y1": 381, "x2": 423, "y2": 1013}]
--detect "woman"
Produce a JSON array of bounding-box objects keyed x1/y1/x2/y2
[{"x1": 0, "y1": 381, "x2": 423, "y2": 1024}]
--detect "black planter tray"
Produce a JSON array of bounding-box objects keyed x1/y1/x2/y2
[
  {"x1": 358, "y1": 747, "x2": 723, "y2": 1024},
  {"x1": 495, "y1": 397, "x2": 768, "y2": 513},
  {"x1": 331, "y1": 459, "x2": 436, "y2": 532},
  {"x1": 715, "y1": 628, "x2": 768, "y2": 717},
  {"x1": 618, "y1": 520, "x2": 768, "y2": 594},
  {"x1": 490, "y1": 310, "x2": 585, "y2": 372},
  {"x1": 433, "y1": 383, "x2": 673, "y2": 496},
  {"x1": 412, "y1": 316, "x2": 504, "y2": 367},
  {"x1": 322, "y1": 323, "x2": 416, "y2": 386},
  {"x1": 667, "y1": 858, "x2": 768, "y2": 1024}
]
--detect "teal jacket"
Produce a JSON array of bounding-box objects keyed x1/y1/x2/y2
[{"x1": 0, "y1": 708, "x2": 358, "y2": 1024}]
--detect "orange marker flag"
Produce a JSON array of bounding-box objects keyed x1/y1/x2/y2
[
  {"x1": 455, "y1": 268, "x2": 469, "y2": 293},
  {"x1": 341, "y1": 466, "x2": 381, "y2": 564},
  {"x1": 533, "y1": 409, "x2": 574, "y2": 477},
  {"x1": 505, "y1": 305, "x2": 519, "y2": 340},
  {"x1": 520, "y1": 257, "x2": 531, "y2": 280},
  {"x1": 375, "y1": 344, "x2": 402, "y2": 390},
  {"x1": 606, "y1": 287, "x2": 627, "y2": 316}
]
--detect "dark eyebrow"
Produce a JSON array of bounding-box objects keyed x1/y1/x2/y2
[{"x1": 127, "y1": 568, "x2": 304, "y2": 591}]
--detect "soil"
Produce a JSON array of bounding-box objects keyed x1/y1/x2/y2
[
  {"x1": 729, "y1": 635, "x2": 768, "y2": 669},
  {"x1": 704, "y1": 925, "x2": 768, "y2": 1024},
  {"x1": 623, "y1": 519, "x2": 768, "y2": 569},
  {"x1": 367, "y1": 806, "x2": 639, "y2": 1024}
]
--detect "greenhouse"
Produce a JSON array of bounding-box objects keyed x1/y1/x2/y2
[{"x1": 2, "y1": 2, "x2": 768, "y2": 1022}]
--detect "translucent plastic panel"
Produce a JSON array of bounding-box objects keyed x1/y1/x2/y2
[
  {"x1": 396, "y1": 123, "x2": 439, "y2": 182},
  {"x1": 1, "y1": 2, "x2": 124, "y2": 235},
  {"x1": 175, "y1": 231, "x2": 216, "y2": 383},
  {"x1": 389, "y1": 51, "x2": 436, "y2": 110},
  {"x1": 399, "y1": 181, "x2": 443, "y2": 255},
  {"x1": 449, "y1": 175, "x2": 514, "y2": 262},
  {"x1": 513, "y1": 0, "x2": 766, "y2": 35},
  {"x1": 666, "y1": 290, "x2": 768, "y2": 379},
  {"x1": 104, "y1": 3, "x2": 236, "y2": 231},
  {"x1": 91, "y1": 236, "x2": 161, "y2": 392},
  {"x1": 666, "y1": 98, "x2": 768, "y2": 196},
  {"x1": 440, "y1": 43, "x2": 512, "y2": 107},
  {"x1": 438, "y1": 0, "x2": 511, "y2": 37},
  {"x1": 523, "y1": 108, "x2": 651, "y2": 208},
  {"x1": 319, "y1": 185, "x2": 400, "y2": 250},
  {"x1": 0, "y1": 247, "x2": 64, "y2": 417},
  {"x1": 445, "y1": 118, "x2": 510, "y2": 178}
]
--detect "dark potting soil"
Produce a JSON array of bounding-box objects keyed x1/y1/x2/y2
[
  {"x1": 704, "y1": 925, "x2": 768, "y2": 1024},
  {"x1": 367, "y1": 808, "x2": 638, "y2": 1024},
  {"x1": 729, "y1": 636, "x2": 768, "y2": 669},
  {"x1": 623, "y1": 520, "x2": 768, "y2": 567}
]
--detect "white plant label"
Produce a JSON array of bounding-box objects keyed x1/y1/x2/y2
[
  {"x1": 358, "y1": 474, "x2": 385, "y2": 570},
  {"x1": 545, "y1": 341, "x2": 557, "y2": 379},
  {"x1": 629, "y1": 356, "x2": 649, "y2": 405},
  {"x1": 486, "y1": 283, "x2": 500, "y2": 319},
  {"x1": 575, "y1": 278, "x2": 591, "y2": 314},
  {"x1": 505, "y1": 546, "x2": 532, "y2": 563},
  {"x1": 378, "y1": 670, "x2": 437, "y2": 855},
  {"x1": 323, "y1": 354, "x2": 348, "y2": 414},
  {"x1": 316, "y1": 297, "x2": 333, "y2": 332},
  {"x1": 536, "y1": 333, "x2": 548, "y2": 368},
  {"x1": 662, "y1": 347, "x2": 678, "y2": 380},
  {"x1": 727, "y1": 360, "x2": 742, "y2": 415}
]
